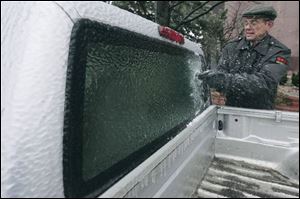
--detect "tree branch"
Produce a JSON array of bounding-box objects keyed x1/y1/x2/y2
[
  {"x1": 169, "y1": 1, "x2": 184, "y2": 10},
  {"x1": 175, "y1": 1, "x2": 226, "y2": 30},
  {"x1": 223, "y1": 1, "x2": 241, "y2": 41},
  {"x1": 181, "y1": 1, "x2": 209, "y2": 22}
]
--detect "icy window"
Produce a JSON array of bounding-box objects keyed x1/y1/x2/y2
[{"x1": 63, "y1": 19, "x2": 208, "y2": 197}]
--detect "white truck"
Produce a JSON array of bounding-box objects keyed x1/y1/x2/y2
[{"x1": 1, "y1": 2, "x2": 299, "y2": 198}]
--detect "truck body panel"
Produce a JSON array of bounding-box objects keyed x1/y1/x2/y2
[
  {"x1": 100, "y1": 106, "x2": 299, "y2": 198},
  {"x1": 1, "y1": 2, "x2": 298, "y2": 198}
]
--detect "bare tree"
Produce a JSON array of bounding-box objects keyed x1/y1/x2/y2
[
  {"x1": 223, "y1": 1, "x2": 242, "y2": 43},
  {"x1": 175, "y1": 1, "x2": 226, "y2": 30},
  {"x1": 156, "y1": 1, "x2": 226, "y2": 28},
  {"x1": 169, "y1": 1, "x2": 185, "y2": 10},
  {"x1": 156, "y1": 1, "x2": 170, "y2": 26}
]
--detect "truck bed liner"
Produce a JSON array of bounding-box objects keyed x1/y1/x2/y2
[{"x1": 195, "y1": 157, "x2": 299, "y2": 198}]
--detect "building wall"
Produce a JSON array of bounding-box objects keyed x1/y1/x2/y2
[
  {"x1": 225, "y1": 1, "x2": 299, "y2": 72},
  {"x1": 267, "y1": 1, "x2": 299, "y2": 72}
]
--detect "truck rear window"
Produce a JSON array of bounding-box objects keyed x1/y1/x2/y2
[{"x1": 63, "y1": 19, "x2": 208, "y2": 198}]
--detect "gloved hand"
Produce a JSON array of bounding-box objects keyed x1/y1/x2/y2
[
  {"x1": 197, "y1": 70, "x2": 211, "y2": 80},
  {"x1": 197, "y1": 70, "x2": 229, "y2": 90}
]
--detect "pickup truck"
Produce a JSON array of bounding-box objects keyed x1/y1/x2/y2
[{"x1": 1, "y1": 2, "x2": 299, "y2": 198}]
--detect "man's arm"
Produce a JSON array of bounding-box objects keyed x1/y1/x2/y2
[
  {"x1": 198, "y1": 48, "x2": 291, "y2": 97},
  {"x1": 224, "y1": 49, "x2": 290, "y2": 95},
  {"x1": 197, "y1": 45, "x2": 231, "y2": 92}
]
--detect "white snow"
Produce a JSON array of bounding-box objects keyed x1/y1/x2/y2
[
  {"x1": 1, "y1": 1, "x2": 205, "y2": 198},
  {"x1": 1, "y1": 2, "x2": 72, "y2": 197},
  {"x1": 55, "y1": 1, "x2": 204, "y2": 55}
]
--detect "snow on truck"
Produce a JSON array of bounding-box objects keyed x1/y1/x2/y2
[{"x1": 1, "y1": 2, "x2": 299, "y2": 198}]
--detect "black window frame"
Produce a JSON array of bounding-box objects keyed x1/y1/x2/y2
[{"x1": 63, "y1": 18, "x2": 207, "y2": 198}]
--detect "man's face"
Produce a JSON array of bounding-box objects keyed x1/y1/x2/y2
[{"x1": 242, "y1": 17, "x2": 273, "y2": 41}]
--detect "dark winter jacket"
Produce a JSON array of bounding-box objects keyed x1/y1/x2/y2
[{"x1": 214, "y1": 34, "x2": 291, "y2": 109}]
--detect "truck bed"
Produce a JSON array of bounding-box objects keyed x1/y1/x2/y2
[
  {"x1": 99, "y1": 106, "x2": 298, "y2": 198},
  {"x1": 195, "y1": 157, "x2": 299, "y2": 198}
]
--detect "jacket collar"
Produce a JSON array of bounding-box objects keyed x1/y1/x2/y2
[{"x1": 237, "y1": 34, "x2": 271, "y2": 55}]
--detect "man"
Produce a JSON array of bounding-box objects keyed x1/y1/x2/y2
[{"x1": 198, "y1": 5, "x2": 291, "y2": 110}]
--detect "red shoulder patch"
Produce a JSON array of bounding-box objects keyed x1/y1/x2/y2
[{"x1": 276, "y1": 56, "x2": 288, "y2": 65}]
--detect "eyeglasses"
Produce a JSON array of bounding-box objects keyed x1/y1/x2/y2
[{"x1": 242, "y1": 19, "x2": 264, "y2": 27}]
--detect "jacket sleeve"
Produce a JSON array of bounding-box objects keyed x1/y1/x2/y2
[{"x1": 215, "y1": 47, "x2": 291, "y2": 97}]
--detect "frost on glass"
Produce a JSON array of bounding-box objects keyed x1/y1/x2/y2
[{"x1": 69, "y1": 20, "x2": 208, "y2": 182}]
